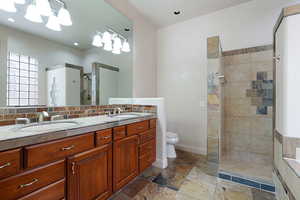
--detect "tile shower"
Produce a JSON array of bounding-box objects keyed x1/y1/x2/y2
[{"x1": 207, "y1": 37, "x2": 274, "y2": 187}]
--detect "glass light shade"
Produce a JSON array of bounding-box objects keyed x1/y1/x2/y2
[
  {"x1": 25, "y1": 4, "x2": 43, "y2": 23},
  {"x1": 0, "y1": 0, "x2": 17, "y2": 12},
  {"x1": 92, "y1": 34, "x2": 103, "y2": 47},
  {"x1": 122, "y1": 41, "x2": 131, "y2": 52},
  {"x1": 58, "y1": 7, "x2": 72, "y2": 26},
  {"x1": 103, "y1": 40, "x2": 113, "y2": 51},
  {"x1": 102, "y1": 31, "x2": 112, "y2": 43},
  {"x1": 36, "y1": 0, "x2": 52, "y2": 17},
  {"x1": 14, "y1": 0, "x2": 25, "y2": 5},
  {"x1": 46, "y1": 14, "x2": 62, "y2": 31},
  {"x1": 112, "y1": 48, "x2": 121, "y2": 55},
  {"x1": 113, "y1": 36, "x2": 122, "y2": 51}
]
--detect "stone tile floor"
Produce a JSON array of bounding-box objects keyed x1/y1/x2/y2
[{"x1": 109, "y1": 149, "x2": 276, "y2": 200}]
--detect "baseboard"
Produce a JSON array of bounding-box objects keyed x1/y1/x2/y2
[
  {"x1": 153, "y1": 157, "x2": 168, "y2": 169},
  {"x1": 175, "y1": 144, "x2": 206, "y2": 155}
]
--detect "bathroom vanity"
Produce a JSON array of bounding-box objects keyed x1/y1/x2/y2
[{"x1": 0, "y1": 114, "x2": 156, "y2": 200}]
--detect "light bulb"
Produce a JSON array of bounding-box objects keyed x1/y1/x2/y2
[
  {"x1": 0, "y1": 0, "x2": 17, "y2": 13},
  {"x1": 113, "y1": 36, "x2": 122, "y2": 51},
  {"x1": 104, "y1": 40, "x2": 113, "y2": 51},
  {"x1": 36, "y1": 0, "x2": 52, "y2": 17},
  {"x1": 122, "y1": 40, "x2": 131, "y2": 52},
  {"x1": 46, "y1": 14, "x2": 62, "y2": 31},
  {"x1": 58, "y1": 7, "x2": 72, "y2": 26},
  {"x1": 14, "y1": 0, "x2": 25, "y2": 4},
  {"x1": 25, "y1": 4, "x2": 43, "y2": 23},
  {"x1": 102, "y1": 31, "x2": 112, "y2": 43},
  {"x1": 92, "y1": 34, "x2": 103, "y2": 47}
]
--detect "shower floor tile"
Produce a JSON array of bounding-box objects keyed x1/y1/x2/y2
[{"x1": 220, "y1": 151, "x2": 273, "y2": 183}]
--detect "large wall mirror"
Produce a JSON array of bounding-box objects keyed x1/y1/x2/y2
[{"x1": 0, "y1": 0, "x2": 133, "y2": 107}]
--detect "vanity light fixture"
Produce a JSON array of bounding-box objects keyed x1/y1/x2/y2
[
  {"x1": 36, "y1": 0, "x2": 52, "y2": 17},
  {"x1": 14, "y1": 0, "x2": 26, "y2": 5},
  {"x1": 73, "y1": 42, "x2": 79, "y2": 46},
  {"x1": 93, "y1": 28, "x2": 131, "y2": 54},
  {"x1": 46, "y1": 12, "x2": 61, "y2": 31},
  {"x1": 0, "y1": 0, "x2": 17, "y2": 13},
  {"x1": 92, "y1": 33, "x2": 103, "y2": 47},
  {"x1": 25, "y1": 4, "x2": 43, "y2": 23}
]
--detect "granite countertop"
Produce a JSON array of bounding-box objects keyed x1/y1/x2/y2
[
  {"x1": 0, "y1": 112, "x2": 156, "y2": 151},
  {"x1": 284, "y1": 158, "x2": 300, "y2": 178}
]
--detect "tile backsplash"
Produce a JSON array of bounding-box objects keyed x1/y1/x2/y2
[{"x1": 0, "y1": 105, "x2": 157, "y2": 126}]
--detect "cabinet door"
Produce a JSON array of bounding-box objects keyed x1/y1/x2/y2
[
  {"x1": 113, "y1": 135, "x2": 139, "y2": 192},
  {"x1": 67, "y1": 145, "x2": 112, "y2": 200}
]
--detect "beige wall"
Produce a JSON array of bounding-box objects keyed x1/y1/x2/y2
[{"x1": 105, "y1": 0, "x2": 157, "y2": 98}]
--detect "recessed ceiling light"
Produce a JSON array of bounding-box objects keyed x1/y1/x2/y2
[
  {"x1": 8, "y1": 18, "x2": 15, "y2": 23},
  {"x1": 174, "y1": 11, "x2": 181, "y2": 15},
  {"x1": 74, "y1": 42, "x2": 79, "y2": 46}
]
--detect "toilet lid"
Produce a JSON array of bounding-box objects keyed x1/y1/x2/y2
[{"x1": 167, "y1": 132, "x2": 178, "y2": 138}]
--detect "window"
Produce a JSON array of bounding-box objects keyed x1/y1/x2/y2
[{"x1": 7, "y1": 52, "x2": 39, "y2": 106}]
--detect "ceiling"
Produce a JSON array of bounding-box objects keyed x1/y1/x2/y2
[
  {"x1": 0, "y1": 0, "x2": 133, "y2": 50},
  {"x1": 129, "y1": 0, "x2": 253, "y2": 27}
]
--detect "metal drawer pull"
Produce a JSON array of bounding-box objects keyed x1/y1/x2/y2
[
  {"x1": 0, "y1": 162, "x2": 11, "y2": 169},
  {"x1": 19, "y1": 178, "x2": 38, "y2": 188},
  {"x1": 102, "y1": 136, "x2": 111, "y2": 139},
  {"x1": 61, "y1": 145, "x2": 75, "y2": 151}
]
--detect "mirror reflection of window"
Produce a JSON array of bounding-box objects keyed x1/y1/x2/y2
[{"x1": 7, "y1": 52, "x2": 39, "y2": 106}]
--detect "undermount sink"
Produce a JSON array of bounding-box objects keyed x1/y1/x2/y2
[
  {"x1": 110, "y1": 114, "x2": 141, "y2": 119},
  {"x1": 16, "y1": 121, "x2": 79, "y2": 132}
]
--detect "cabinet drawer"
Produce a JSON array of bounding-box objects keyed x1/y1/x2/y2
[
  {"x1": 113, "y1": 126, "x2": 126, "y2": 141},
  {"x1": 96, "y1": 129, "x2": 113, "y2": 146},
  {"x1": 127, "y1": 121, "x2": 149, "y2": 136},
  {"x1": 0, "y1": 148, "x2": 21, "y2": 179},
  {"x1": 25, "y1": 133, "x2": 94, "y2": 168},
  {"x1": 18, "y1": 179, "x2": 65, "y2": 200},
  {"x1": 149, "y1": 119, "x2": 157, "y2": 129},
  {"x1": 139, "y1": 139, "x2": 155, "y2": 157},
  {"x1": 0, "y1": 160, "x2": 65, "y2": 200},
  {"x1": 140, "y1": 128, "x2": 156, "y2": 144}
]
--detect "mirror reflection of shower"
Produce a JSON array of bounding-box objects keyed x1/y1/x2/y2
[{"x1": 82, "y1": 73, "x2": 92, "y2": 105}]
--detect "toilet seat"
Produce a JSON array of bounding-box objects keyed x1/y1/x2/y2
[{"x1": 167, "y1": 132, "x2": 178, "y2": 138}]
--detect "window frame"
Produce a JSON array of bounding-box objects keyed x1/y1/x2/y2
[{"x1": 6, "y1": 52, "x2": 39, "y2": 107}]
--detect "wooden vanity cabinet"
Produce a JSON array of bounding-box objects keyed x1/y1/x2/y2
[
  {"x1": 67, "y1": 144, "x2": 113, "y2": 200},
  {"x1": 0, "y1": 118, "x2": 156, "y2": 200},
  {"x1": 113, "y1": 135, "x2": 139, "y2": 192}
]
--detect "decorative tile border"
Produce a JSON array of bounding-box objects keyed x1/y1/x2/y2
[
  {"x1": 218, "y1": 171, "x2": 275, "y2": 193},
  {"x1": 222, "y1": 45, "x2": 273, "y2": 56},
  {"x1": 0, "y1": 105, "x2": 157, "y2": 126}
]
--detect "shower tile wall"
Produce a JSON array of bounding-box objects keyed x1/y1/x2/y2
[{"x1": 222, "y1": 46, "x2": 273, "y2": 157}]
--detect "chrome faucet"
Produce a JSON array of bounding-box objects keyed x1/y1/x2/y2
[{"x1": 38, "y1": 111, "x2": 49, "y2": 122}]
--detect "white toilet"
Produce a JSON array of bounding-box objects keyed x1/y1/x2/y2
[{"x1": 166, "y1": 132, "x2": 179, "y2": 158}]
